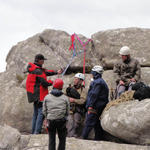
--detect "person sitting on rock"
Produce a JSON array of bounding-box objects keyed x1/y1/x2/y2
[
  {"x1": 113, "y1": 46, "x2": 141, "y2": 99},
  {"x1": 43, "y1": 79, "x2": 70, "y2": 150}
]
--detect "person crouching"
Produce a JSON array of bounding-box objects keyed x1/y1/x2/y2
[{"x1": 43, "y1": 79, "x2": 70, "y2": 150}]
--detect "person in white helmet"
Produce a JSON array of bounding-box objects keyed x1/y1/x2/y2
[
  {"x1": 113, "y1": 46, "x2": 141, "y2": 98},
  {"x1": 82, "y1": 65, "x2": 109, "y2": 140},
  {"x1": 66, "y1": 73, "x2": 87, "y2": 138}
]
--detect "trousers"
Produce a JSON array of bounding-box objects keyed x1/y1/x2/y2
[
  {"x1": 67, "y1": 112, "x2": 83, "y2": 137},
  {"x1": 32, "y1": 102, "x2": 44, "y2": 134},
  {"x1": 48, "y1": 118, "x2": 67, "y2": 150},
  {"x1": 82, "y1": 113, "x2": 104, "y2": 140},
  {"x1": 116, "y1": 81, "x2": 135, "y2": 98}
]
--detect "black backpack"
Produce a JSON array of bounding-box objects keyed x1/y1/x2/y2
[{"x1": 132, "y1": 82, "x2": 150, "y2": 101}]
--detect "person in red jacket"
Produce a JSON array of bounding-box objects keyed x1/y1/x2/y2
[{"x1": 26, "y1": 54, "x2": 62, "y2": 134}]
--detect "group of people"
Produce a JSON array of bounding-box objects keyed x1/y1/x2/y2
[{"x1": 26, "y1": 45, "x2": 141, "y2": 150}]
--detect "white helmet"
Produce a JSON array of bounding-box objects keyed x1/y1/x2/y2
[
  {"x1": 92, "y1": 65, "x2": 104, "y2": 74},
  {"x1": 74, "y1": 73, "x2": 85, "y2": 80},
  {"x1": 119, "y1": 46, "x2": 130, "y2": 55}
]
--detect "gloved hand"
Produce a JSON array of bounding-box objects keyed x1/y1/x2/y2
[
  {"x1": 57, "y1": 68, "x2": 63, "y2": 74},
  {"x1": 69, "y1": 98, "x2": 75, "y2": 103},
  {"x1": 88, "y1": 107, "x2": 97, "y2": 114},
  {"x1": 48, "y1": 80, "x2": 53, "y2": 85}
]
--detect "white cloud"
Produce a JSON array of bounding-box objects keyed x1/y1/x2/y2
[{"x1": 0, "y1": 0, "x2": 150, "y2": 72}]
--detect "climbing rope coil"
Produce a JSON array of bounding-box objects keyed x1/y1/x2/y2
[{"x1": 103, "y1": 90, "x2": 135, "y2": 113}]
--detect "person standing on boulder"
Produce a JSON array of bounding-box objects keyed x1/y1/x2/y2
[
  {"x1": 113, "y1": 46, "x2": 141, "y2": 98},
  {"x1": 43, "y1": 79, "x2": 70, "y2": 150},
  {"x1": 82, "y1": 65, "x2": 109, "y2": 140},
  {"x1": 26, "y1": 53, "x2": 62, "y2": 134}
]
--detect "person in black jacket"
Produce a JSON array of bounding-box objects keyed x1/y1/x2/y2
[
  {"x1": 26, "y1": 54, "x2": 62, "y2": 134},
  {"x1": 82, "y1": 65, "x2": 109, "y2": 140}
]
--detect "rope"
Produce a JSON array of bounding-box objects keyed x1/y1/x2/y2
[
  {"x1": 61, "y1": 42, "x2": 76, "y2": 76},
  {"x1": 74, "y1": 34, "x2": 92, "y2": 86},
  {"x1": 61, "y1": 33, "x2": 92, "y2": 81}
]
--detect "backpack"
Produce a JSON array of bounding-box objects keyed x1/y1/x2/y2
[{"x1": 132, "y1": 82, "x2": 150, "y2": 101}]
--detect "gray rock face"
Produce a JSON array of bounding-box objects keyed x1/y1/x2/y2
[
  {"x1": 6, "y1": 29, "x2": 93, "y2": 76},
  {"x1": 92, "y1": 27, "x2": 150, "y2": 68},
  {"x1": 101, "y1": 99, "x2": 150, "y2": 145},
  {"x1": 5, "y1": 27, "x2": 150, "y2": 74},
  {"x1": 0, "y1": 71, "x2": 33, "y2": 133},
  {"x1": 0, "y1": 125, "x2": 21, "y2": 150}
]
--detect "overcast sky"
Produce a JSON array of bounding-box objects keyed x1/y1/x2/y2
[{"x1": 1, "y1": 0, "x2": 150, "y2": 72}]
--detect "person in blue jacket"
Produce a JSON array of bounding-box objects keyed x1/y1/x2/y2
[{"x1": 82, "y1": 65, "x2": 109, "y2": 140}]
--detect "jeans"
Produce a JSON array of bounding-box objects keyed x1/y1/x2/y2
[
  {"x1": 32, "y1": 102, "x2": 44, "y2": 134},
  {"x1": 47, "y1": 118, "x2": 67, "y2": 150},
  {"x1": 116, "y1": 81, "x2": 135, "y2": 98}
]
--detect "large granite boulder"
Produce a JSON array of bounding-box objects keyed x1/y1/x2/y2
[
  {"x1": 0, "y1": 70, "x2": 33, "y2": 133},
  {"x1": 5, "y1": 27, "x2": 150, "y2": 75},
  {"x1": 91, "y1": 27, "x2": 150, "y2": 68},
  {"x1": 6, "y1": 29, "x2": 93, "y2": 77},
  {"x1": 0, "y1": 125, "x2": 21, "y2": 150},
  {"x1": 101, "y1": 99, "x2": 150, "y2": 145}
]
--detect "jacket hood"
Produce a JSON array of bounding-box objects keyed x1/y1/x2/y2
[
  {"x1": 91, "y1": 71, "x2": 102, "y2": 79},
  {"x1": 50, "y1": 89, "x2": 63, "y2": 97},
  {"x1": 27, "y1": 62, "x2": 41, "y2": 73}
]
